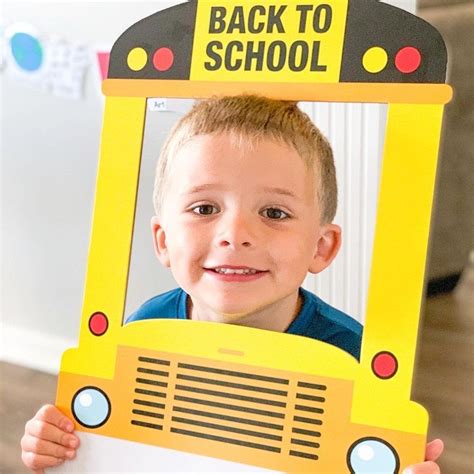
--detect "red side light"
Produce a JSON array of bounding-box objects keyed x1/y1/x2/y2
[
  {"x1": 395, "y1": 47, "x2": 421, "y2": 74},
  {"x1": 372, "y1": 351, "x2": 398, "y2": 379},
  {"x1": 153, "y1": 47, "x2": 174, "y2": 72},
  {"x1": 89, "y1": 312, "x2": 108, "y2": 336}
]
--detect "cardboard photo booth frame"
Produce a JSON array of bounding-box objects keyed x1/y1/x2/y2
[{"x1": 53, "y1": 0, "x2": 452, "y2": 472}]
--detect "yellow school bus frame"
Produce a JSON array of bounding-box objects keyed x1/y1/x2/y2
[{"x1": 55, "y1": 0, "x2": 452, "y2": 471}]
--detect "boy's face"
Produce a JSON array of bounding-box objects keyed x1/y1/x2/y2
[{"x1": 152, "y1": 133, "x2": 340, "y2": 319}]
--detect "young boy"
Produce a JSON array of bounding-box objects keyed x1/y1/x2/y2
[{"x1": 21, "y1": 95, "x2": 443, "y2": 473}]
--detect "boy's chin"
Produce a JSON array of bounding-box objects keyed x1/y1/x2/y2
[
  {"x1": 209, "y1": 305, "x2": 263, "y2": 324},
  {"x1": 215, "y1": 305, "x2": 273, "y2": 326}
]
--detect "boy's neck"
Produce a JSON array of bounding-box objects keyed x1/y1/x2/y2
[{"x1": 187, "y1": 290, "x2": 302, "y2": 333}]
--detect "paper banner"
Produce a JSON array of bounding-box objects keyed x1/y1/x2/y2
[
  {"x1": 45, "y1": 37, "x2": 89, "y2": 100},
  {"x1": 92, "y1": 43, "x2": 112, "y2": 99},
  {"x1": 96, "y1": 51, "x2": 110, "y2": 81}
]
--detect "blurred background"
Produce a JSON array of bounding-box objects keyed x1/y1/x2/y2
[{"x1": 1, "y1": 0, "x2": 473, "y2": 472}]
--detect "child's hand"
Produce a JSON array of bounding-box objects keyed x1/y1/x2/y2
[
  {"x1": 403, "y1": 439, "x2": 444, "y2": 474},
  {"x1": 21, "y1": 404, "x2": 79, "y2": 473}
]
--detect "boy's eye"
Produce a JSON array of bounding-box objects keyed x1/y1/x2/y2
[
  {"x1": 191, "y1": 204, "x2": 219, "y2": 215},
  {"x1": 262, "y1": 208, "x2": 290, "y2": 220}
]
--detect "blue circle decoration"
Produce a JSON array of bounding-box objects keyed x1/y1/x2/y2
[
  {"x1": 347, "y1": 437, "x2": 399, "y2": 473},
  {"x1": 72, "y1": 386, "x2": 111, "y2": 428},
  {"x1": 10, "y1": 32, "x2": 43, "y2": 72}
]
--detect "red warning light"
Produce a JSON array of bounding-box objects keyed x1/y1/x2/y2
[
  {"x1": 395, "y1": 47, "x2": 421, "y2": 74},
  {"x1": 153, "y1": 47, "x2": 174, "y2": 72},
  {"x1": 89, "y1": 312, "x2": 108, "y2": 336},
  {"x1": 372, "y1": 351, "x2": 398, "y2": 379}
]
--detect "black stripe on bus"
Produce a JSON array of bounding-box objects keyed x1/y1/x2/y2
[
  {"x1": 133, "y1": 399, "x2": 165, "y2": 409},
  {"x1": 176, "y1": 374, "x2": 288, "y2": 396},
  {"x1": 135, "y1": 379, "x2": 167, "y2": 388},
  {"x1": 136, "y1": 378, "x2": 168, "y2": 389},
  {"x1": 292, "y1": 427, "x2": 321, "y2": 437},
  {"x1": 297, "y1": 381, "x2": 327, "y2": 391},
  {"x1": 131, "y1": 420, "x2": 163, "y2": 430},
  {"x1": 174, "y1": 395, "x2": 285, "y2": 419},
  {"x1": 171, "y1": 428, "x2": 281, "y2": 453},
  {"x1": 178, "y1": 363, "x2": 289, "y2": 385},
  {"x1": 134, "y1": 388, "x2": 167, "y2": 398},
  {"x1": 296, "y1": 393, "x2": 326, "y2": 403},
  {"x1": 132, "y1": 409, "x2": 164, "y2": 419},
  {"x1": 137, "y1": 367, "x2": 169, "y2": 377},
  {"x1": 289, "y1": 450, "x2": 319, "y2": 460},
  {"x1": 173, "y1": 406, "x2": 284, "y2": 430},
  {"x1": 291, "y1": 438, "x2": 320, "y2": 448},
  {"x1": 294, "y1": 404, "x2": 324, "y2": 414},
  {"x1": 175, "y1": 384, "x2": 286, "y2": 407},
  {"x1": 138, "y1": 356, "x2": 170, "y2": 366},
  {"x1": 172, "y1": 416, "x2": 283, "y2": 441},
  {"x1": 293, "y1": 416, "x2": 323, "y2": 425}
]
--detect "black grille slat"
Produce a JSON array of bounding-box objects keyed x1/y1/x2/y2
[
  {"x1": 292, "y1": 427, "x2": 321, "y2": 437},
  {"x1": 134, "y1": 388, "x2": 166, "y2": 398},
  {"x1": 174, "y1": 395, "x2": 285, "y2": 419},
  {"x1": 296, "y1": 393, "x2": 326, "y2": 403},
  {"x1": 178, "y1": 363, "x2": 289, "y2": 385},
  {"x1": 291, "y1": 438, "x2": 320, "y2": 448},
  {"x1": 134, "y1": 387, "x2": 166, "y2": 397},
  {"x1": 132, "y1": 409, "x2": 164, "y2": 419},
  {"x1": 294, "y1": 404, "x2": 324, "y2": 414},
  {"x1": 176, "y1": 374, "x2": 288, "y2": 396},
  {"x1": 293, "y1": 416, "x2": 323, "y2": 426},
  {"x1": 171, "y1": 416, "x2": 283, "y2": 441},
  {"x1": 133, "y1": 399, "x2": 165, "y2": 409},
  {"x1": 137, "y1": 367, "x2": 169, "y2": 377},
  {"x1": 289, "y1": 450, "x2": 318, "y2": 460},
  {"x1": 131, "y1": 420, "x2": 163, "y2": 430},
  {"x1": 173, "y1": 406, "x2": 284, "y2": 430},
  {"x1": 171, "y1": 428, "x2": 281, "y2": 453},
  {"x1": 297, "y1": 381, "x2": 327, "y2": 391},
  {"x1": 136, "y1": 378, "x2": 168, "y2": 388},
  {"x1": 138, "y1": 356, "x2": 170, "y2": 366}
]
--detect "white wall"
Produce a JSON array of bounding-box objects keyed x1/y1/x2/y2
[{"x1": 0, "y1": 1, "x2": 183, "y2": 371}]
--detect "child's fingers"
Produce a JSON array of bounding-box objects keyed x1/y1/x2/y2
[
  {"x1": 21, "y1": 433, "x2": 77, "y2": 460},
  {"x1": 35, "y1": 404, "x2": 75, "y2": 433},
  {"x1": 425, "y1": 439, "x2": 444, "y2": 462},
  {"x1": 21, "y1": 450, "x2": 65, "y2": 472},
  {"x1": 24, "y1": 418, "x2": 79, "y2": 448},
  {"x1": 402, "y1": 460, "x2": 440, "y2": 474}
]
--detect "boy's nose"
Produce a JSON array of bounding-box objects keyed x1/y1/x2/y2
[{"x1": 215, "y1": 212, "x2": 255, "y2": 249}]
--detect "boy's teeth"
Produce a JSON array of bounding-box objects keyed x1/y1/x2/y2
[{"x1": 214, "y1": 267, "x2": 258, "y2": 275}]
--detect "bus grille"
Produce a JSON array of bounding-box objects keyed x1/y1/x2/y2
[{"x1": 127, "y1": 350, "x2": 330, "y2": 464}]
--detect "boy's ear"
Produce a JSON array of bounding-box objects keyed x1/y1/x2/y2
[
  {"x1": 151, "y1": 216, "x2": 170, "y2": 268},
  {"x1": 308, "y1": 224, "x2": 342, "y2": 274}
]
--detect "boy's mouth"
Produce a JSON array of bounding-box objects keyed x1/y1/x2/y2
[
  {"x1": 204, "y1": 265, "x2": 267, "y2": 281},
  {"x1": 204, "y1": 265, "x2": 268, "y2": 278}
]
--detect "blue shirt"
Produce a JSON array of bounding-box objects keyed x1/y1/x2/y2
[{"x1": 127, "y1": 287, "x2": 363, "y2": 360}]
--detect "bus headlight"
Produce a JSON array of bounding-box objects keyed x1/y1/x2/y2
[
  {"x1": 72, "y1": 386, "x2": 111, "y2": 428},
  {"x1": 347, "y1": 437, "x2": 399, "y2": 473}
]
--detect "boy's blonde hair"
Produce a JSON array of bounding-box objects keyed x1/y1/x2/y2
[{"x1": 154, "y1": 95, "x2": 337, "y2": 223}]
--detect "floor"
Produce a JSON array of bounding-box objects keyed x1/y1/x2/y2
[{"x1": 1, "y1": 290, "x2": 473, "y2": 473}]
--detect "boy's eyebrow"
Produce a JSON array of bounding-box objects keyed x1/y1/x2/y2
[
  {"x1": 182, "y1": 184, "x2": 300, "y2": 200},
  {"x1": 181, "y1": 184, "x2": 223, "y2": 195},
  {"x1": 262, "y1": 187, "x2": 300, "y2": 200}
]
